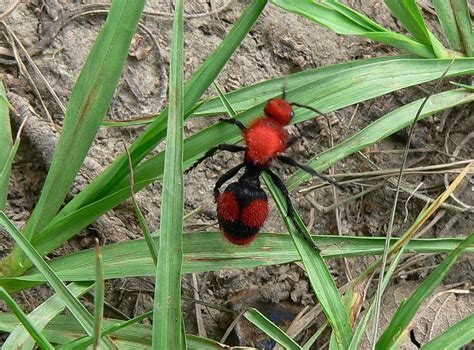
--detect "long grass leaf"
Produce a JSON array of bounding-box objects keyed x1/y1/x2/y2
[
  {"x1": 433, "y1": 0, "x2": 463, "y2": 52},
  {"x1": 384, "y1": 0, "x2": 451, "y2": 58},
  {"x1": 0, "y1": 81, "x2": 12, "y2": 169},
  {"x1": 244, "y1": 308, "x2": 302, "y2": 350},
  {"x1": 0, "y1": 313, "x2": 239, "y2": 349},
  {"x1": 2, "y1": 234, "x2": 472, "y2": 294},
  {"x1": 385, "y1": 0, "x2": 450, "y2": 57},
  {"x1": 3, "y1": 0, "x2": 265, "y2": 279},
  {"x1": 0, "y1": 81, "x2": 13, "y2": 211},
  {"x1": 0, "y1": 142, "x2": 19, "y2": 213},
  {"x1": 302, "y1": 323, "x2": 328, "y2": 350},
  {"x1": 152, "y1": 0, "x2": 185, "y2": 348},
  {"x1": 192, "y1": 56, "x2": 409, "y2": 117},
  {"x1": 0, "y1": 287, "x2": 54, "y2": 350},
  {"x1": 271, "y1": 0, "x2": 436, "y2": 57},
  {"x1": 450, "y1": 81, "x2": 474, "y2": 91},
  {"x1": 16, "y1": 59, "x2": 474, "y2": 267},
  {"x1": 450, "y1": 0, "x2": 474, "y2": 56},
  {"x1": 2, "y1": 282, "x2": 92, "y2": 350},
  {"x1": 0, "y1": 212, "x2": 96, "y2": 337},
  {"x1": 420, "y1": 313, "x2": 474, "y2": 350},
  {"x1": 93, "y1": 240, "x2": 105, "y2": 350},
  {"x1": 12, "y1": 0, "x2": 146, "y2": 274},
  {"x1": 376, "y1": 233, "x2": 474, "y2": 348},
  {"x1": 384, "y1": 0, "x2": 431, "y2": 43},
  {"x1": 126, "y1": 147, "x2": 158, "y2": 264},
  {"x1": 59, "y1": 310, "x2": 153, "y2": 349}
]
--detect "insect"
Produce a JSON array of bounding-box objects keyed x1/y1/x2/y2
[{"x1": 188, "y1": 97, "x2": 341, "y2": 249}]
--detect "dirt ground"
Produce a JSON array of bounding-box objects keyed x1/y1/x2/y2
[{"x1": 1, "y1": 0, "x2": 473, "y2": 348}]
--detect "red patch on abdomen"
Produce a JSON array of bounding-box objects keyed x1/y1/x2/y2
[
  {"x1": 241, "y1": 200, "x2": 268, "y2": 227},
  {"x1": 217, "y1": 192, "x2": 239, "y2": 222},
  {"x1": 223, "y1": 231, "x2": 258, "y2": 245},
  {"x1": 244, "y1": 117, "x2": 287, "y2": 166}
]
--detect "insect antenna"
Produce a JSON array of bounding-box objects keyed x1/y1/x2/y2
[{"x1": 290, "y1": 102, "x2": 325, "y2": 117}]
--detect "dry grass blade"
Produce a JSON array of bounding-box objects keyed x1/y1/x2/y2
[
  {"x1": 371, "y1": 60, "x2": 455, "y2": 344},
  {"x1": 355, "y1": 160, "x2": 473, "y2": 287}
]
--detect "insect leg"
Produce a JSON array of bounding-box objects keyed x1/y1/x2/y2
[
  {"x1": 214, "y1": 162, "x2": 245, "y2": 199},
  {"x1": 265, "y1": 168, "x2": 320, "y2": 252},
  {"x1": 187, "y1": 144, "x2": 246, "y2": 173},
  {"x1": 218, "y1": 118, "x2": 247, "y2": 132},
  {"x1": 277, "y1": 155, "x2": 343, "y2": 189}
]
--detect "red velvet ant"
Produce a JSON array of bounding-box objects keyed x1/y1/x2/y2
[{"x1": 188, "y1": 97, "x2": 340, "y2": 250}]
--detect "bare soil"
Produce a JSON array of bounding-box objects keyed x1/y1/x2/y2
[{"x1": 1, "y1": 0, "x2": 472, "y2": 348}]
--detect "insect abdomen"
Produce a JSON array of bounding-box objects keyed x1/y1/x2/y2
[{"x1": 216, "y1": 182, "x2": 268, "y2": 245}]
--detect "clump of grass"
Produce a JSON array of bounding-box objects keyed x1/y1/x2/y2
[{"x1": 0, "y1": 0, "x2": 473, "y2": 348}]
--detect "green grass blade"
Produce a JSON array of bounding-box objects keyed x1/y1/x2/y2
[
  {"x1": 244, "y1": 308, "x2": 302, "y2": 350},
  {"x1": 384, "y1": 0, "x2": 432, "y2": 43},
  {"x1": 263, "y1": 173, "x2": 352, "y2": 349},
  {"x1": 2, "y1": 234, "x2": 472, "y2": 293},
  {"x1": 286, "y1": 88, "x2": 474, "y2": 190},
  {"x1": 0, "y1": 212, "x2": 96, "y2": 337},
  {"x1": 192, "y1": 55, "x2": 409, "y2": 117},
  {"x1": 15, "y1": 59, "x2": 474, "y2": 268},
  {"x1": 2, "y1": 282, "x2": 92, "y2": 350},
  {"x1": 59, "y1": 310, "x2": 153, "y2": 349},
  {"x1": 53, "y1": 0, "x2": 267, "y2": 222},
  {"x1": 376, "y1": 233, "x2": 474, "y2": 348},
  {"x1": 322, "y1": 0, "x2": 386, "y2": 32},
  {"x1": 302, "y1": 323, "x2": 328, "y2": 350},
  {"x1": 0, "y1": 287, "x2": 54, "y2": 350},
  {"x1": 0, "y1": 313, "x2": 241, "y2": 349},
  {"x1": 450, "y1": 81, "x2": 474, "y2": 91},
  {"x1": 93, "y1": 240, "x2": 105, "y2": 350},
  {"x1": 271, "y1": 0, "x2": 436, "y2": 57},
  {"x1": 0, "y1": 81, "x2": 12, "y2": 168},
  {"x1": 19, "y1": 0, "x2": 146, "y2": 242},
  {"x1": 433, "y1": 0, "x2": 463, "y2": 52},
  {"x1": 152, "y1": 0, "x2": 185, "y2": 348},
  {"x1": 0, "y1": 141, "x2": 19, "y2": 213},
  {"x1": 271, "y1": 0, "x2": 382, "y2": 34},
  {"x1": 0, "y1": 314, "x2": 152, "y2": 349},
  {"x1": 0, "y1": 81, "x2": 13, "y2": 211},
  {"x1": 451, "y1": 0, "x2": 474, "y2": 56},
  {"x1": 383, "y1": 0, "x2": 450, "y2": 57},
  {"x1": 420, "y1": 313, "x2": 474, "y2": 350},
  {"x1": 126, "y1": 147, "x2": 158, "y2": 264},
  {"x1": 192, "y1": 57, "x2": 473, "y2": 118}
]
